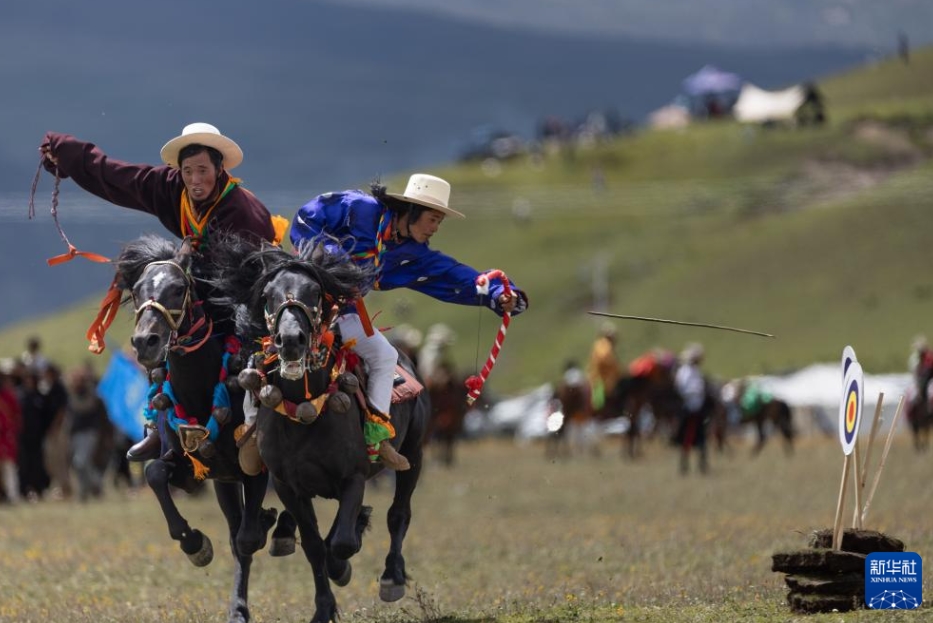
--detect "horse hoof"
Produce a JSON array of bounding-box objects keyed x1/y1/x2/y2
[
  {"x1": 227, "y1": 599, "x2": 249, "y2": 623},
  {"x1": 259, "y1": 385, "x2": 283, "y2": 408},
  {"x1": 238, "y1": 368, "x2": 263, "y2": 392},
  {"x1": 269, "y1": 536, "x2": 296, "y2": 557},
  {"x1": 296, "y1": 401, "x2": 319, "y2": 425},
  {"x1": 328, "y1": 392, "x2": 351, "y2": 414},
  {"x1": 149, "y1": 367, "x2": 167, "y2": 385},
  {"x1": 151, "y1": 392, "x2": 173, "y2": 410},
  {"x1": 337, "y1": 373, "x2": 359, "y2": 394},
  {"x1": 379, "y1": 578, "x2": 406, "y2": 602},
  {"x1": 187, "y1": 532, "x2": 214, "y2": 567}
]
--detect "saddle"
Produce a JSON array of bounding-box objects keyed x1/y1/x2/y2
[{"x1": 391, "y1": 364, "x2": 424, "y2": 404}]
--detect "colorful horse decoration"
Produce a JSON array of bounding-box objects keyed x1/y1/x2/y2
[
  {"x1": 106, "y1": 235, "x2": 280, "y2": 623},
  {"x1": 208, "y1": 235, "x2": 430, "y2": 623}
]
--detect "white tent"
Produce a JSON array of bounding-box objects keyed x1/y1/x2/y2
[{"x1": 733, "y1": 83, "x2": 806, "y2": 124}]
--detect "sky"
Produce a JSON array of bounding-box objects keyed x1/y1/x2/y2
[{"x1": 333, "y1": 0, "x2": 933, "y2": 49}]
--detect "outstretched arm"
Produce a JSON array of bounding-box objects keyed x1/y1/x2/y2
[
  {"x1": 383, "y1": 246, "x2": 528, "y2": 316},
  {"x1": 40, "y1": 132, "x2": 178, "y2": 217}
]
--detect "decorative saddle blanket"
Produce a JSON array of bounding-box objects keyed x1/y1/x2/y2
[{"x1": 391, "y1": 364, "x2": 424, "y2": 404}]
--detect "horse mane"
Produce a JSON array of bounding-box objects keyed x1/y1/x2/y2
[
  {"x1": 113, "y1": 234, "x2": 178, "y2": 293},
  {"x1": 207, "y1": 233, "x2": 373, "y2": 339}
]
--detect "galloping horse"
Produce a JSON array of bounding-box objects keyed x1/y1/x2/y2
[
  {"x1": 210, "y1": 237, "x2": 430, "y2": 623},
  {"x1": 600, "y1": 351, "x2": 681, "y2": 458},
  {"x1": 906, "y1": 366, "x2": 933, "y2": 451},
  {"x1": 114, "y1": 235, "x2": 278, "y2": 623},
  {"x1": 722, "y1": 380, "x2": 795, "y2": 456}
]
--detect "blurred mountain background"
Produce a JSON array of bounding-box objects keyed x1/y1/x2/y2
[{"x1": 2, "y1": 0, "x2": 932, "y2": 391}]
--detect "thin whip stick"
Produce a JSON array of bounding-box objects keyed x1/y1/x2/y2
[{"x1": 587, "y1": 311, "x2": 774, "y2": 338}]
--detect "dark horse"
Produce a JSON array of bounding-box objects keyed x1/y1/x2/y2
[
  {"x1": 906, "y1": 366, "x2": 933, "y2": 451},
  {"x1": 211, "y1": 237, "x2": 430, "y2": 623},
  {"x1": 423, "y1": 360, "x2": 469, "y2": 467},
  {"x1": 600, "y1": 352, "x2": 681, "y2": 459},
  {"x1": 114, "y1": 235, "x2": 278, "y2": 623},
  {"x1": 722, "y1": 380, "x2": 795, "y2": 456}
]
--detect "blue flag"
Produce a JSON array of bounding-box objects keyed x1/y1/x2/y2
[{"x1": 96, "y1": 351, "x2": 149, "y2": 442}]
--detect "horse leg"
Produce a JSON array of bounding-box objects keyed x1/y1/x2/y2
[
  {"x1": 752, "y1": 417, "x2": 766, "y2": 456},
  {"x1": 144, "y1": 458, "x2": 213, "y2": 566},
  {"x1": 325, "y1": 502, "x2": 372, "y2": 587},
  {"x1": 380, "y1": 445, "x2": 423, "y2": 602},
  {"x1": 327, "y1": 474, "x2": 366, "y2": 561},
  {"x1": 274, "y1": 484, "x2": 337, "y2": 623},
  {"x1": 270, "y1": 509, "x2": 298, "y2": 557},
  {"x1": 442, "y1": 435, "x2": 455, "y2": 467},
  {"x1": 778, "y1": 406, "x2": 795, "y2": 456},
  {"x1": 232, "y1": 472, "x2": 272, "y2": 557},
  {"x1": 213, "y1": 480, "x2": 266, "y2": 623}
]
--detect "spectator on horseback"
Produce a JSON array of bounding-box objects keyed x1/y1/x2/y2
[
  {"x1": 674, "y1": 342, "x2": 709, "y2": 475},
  {"x1": 908, "y1": 335, "x2": 933, "y2": 396},
  {"x1": 287, "y1": 174, "x2": 529, "y2": 471},
  {"x1": 39, "y1": 123, "x2": 288, "y2": 462},
  {"x1": 586, "y1": 322, "x2": 622, "y2": 416}
]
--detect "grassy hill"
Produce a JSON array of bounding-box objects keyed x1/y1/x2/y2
[{"x1": 4, "y1": 48, "x2": 933, "y2": 396}]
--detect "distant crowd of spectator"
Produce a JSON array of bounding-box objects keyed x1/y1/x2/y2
[{"x1": 0, "y1": 336, "x2": 139, "y2": 506}]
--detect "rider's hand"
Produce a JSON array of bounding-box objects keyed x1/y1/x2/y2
[
  {"x1": 498, "y1": 292, "x2": 518, "y2": 314},
  {"x1": 39, "y1": 142, "x2": 59, "y2": 174}
]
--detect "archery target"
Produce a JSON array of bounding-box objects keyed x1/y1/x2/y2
[
  {"x1": 838, "y1": 361, "x2": 863, "y2": 456},
  {"x1": 841, "y1": 345, "x2": 857, "y2": 379}
]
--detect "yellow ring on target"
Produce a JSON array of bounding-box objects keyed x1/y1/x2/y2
[{"x1": 845, "y1": 389, "x2": 858, "y2": 434}]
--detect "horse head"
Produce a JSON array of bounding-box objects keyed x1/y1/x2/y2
[
  {"x1": 207, "y1": 234, "x2": 373, "y2": 382},
  {"x1": 262, "y1": 266, "x2": 326, "y2": 381},
  {"x1": 116, "y1": 236, "x2": 202, "y2": 369}
]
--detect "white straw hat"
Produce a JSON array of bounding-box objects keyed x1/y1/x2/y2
[
  {"x1": 160, "y1": 122, "x2": 243, "y2": 170},
  {"x1": 386, "y1": 173, "x2": 465, "y2": 218}
]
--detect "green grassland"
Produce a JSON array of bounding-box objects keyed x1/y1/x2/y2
[
  {"x1": 1, "y1": 436, "x2": 930, "y2": 622},
  {"x1": 3, "y1": 49, "x2": 933, "y2": 393}
]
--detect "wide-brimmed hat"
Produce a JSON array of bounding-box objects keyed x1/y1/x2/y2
[
  {"x1": 386, "y1": 173, "x2": 465, "y2": 219},
  {"x1": 160, "y1": 122, "x2": 243, "y2": 170}
]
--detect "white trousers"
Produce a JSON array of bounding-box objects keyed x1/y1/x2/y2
[
  {"x1": 336, "y1": 313, "x2": 398, "y2": 414},
  {"x1": 244, "y1": 312, "x2": 399, "y2": 425}
]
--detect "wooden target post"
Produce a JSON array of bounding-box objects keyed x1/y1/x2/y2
[
  {"x1": 860, "y1": 394, "x2": 905, "y2": 526},
  {"x1": 852, "y1": 392, "x2": 884, "y2": 529}
]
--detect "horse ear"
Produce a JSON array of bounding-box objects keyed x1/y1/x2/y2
[
  {"x1": 178, "y1": 236, "x2": 196, "y2": 258},
  {"x1": 310, "y1": 240, "x2": 327, "y2": 265}
]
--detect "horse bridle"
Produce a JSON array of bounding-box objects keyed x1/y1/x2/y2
[
  {"x1": 265, "y1": 292, "x2": 327, "y2": 380},
  {"x1": 133, "y1": 260, "x2": 194, "y2": 334}
]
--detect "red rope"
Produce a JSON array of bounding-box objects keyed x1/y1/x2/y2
[{"x1": 465, "y1": 270, "x2": 512, "y2": 406}]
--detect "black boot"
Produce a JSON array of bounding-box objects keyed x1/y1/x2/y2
[{"x1": 127, "y1": 425, "x2": 162, "y2": 462}]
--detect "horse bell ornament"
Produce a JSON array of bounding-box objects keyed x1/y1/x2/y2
[
  {"x1": 152, "y1": 392, "x2": 174, "y2": 411},
  {"x1": 259, "y1": 384, "x2": 284, "y2": 409},
  {"x1": 295, "y1": 401, "x2": 319, "y2": 425},
  {"x1": 327, "y1": 392, "x2": 352, "y2": 415},
  {"x1": 212, "y1": 406, "x2": 231, "y2": 427},
  {"x1": 238, "y1": 368, "x2": 264, "y2": 392}
]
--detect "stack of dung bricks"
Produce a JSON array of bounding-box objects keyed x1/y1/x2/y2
[{"x1": 771, "y1": 528, "x2": 905, "y2": 613}]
